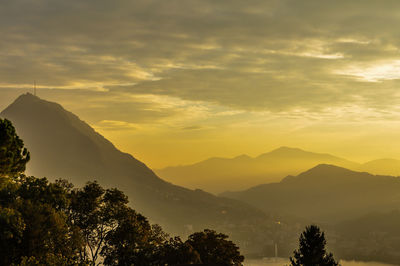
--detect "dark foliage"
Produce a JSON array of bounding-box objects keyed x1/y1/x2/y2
[
  {"x1": 0, "y1": 119, "x2": 30, "y2": 177},
  {"x1": 290, "y1": 225, "x2": 339, "y2": 266},
  {"x1": 0, "y1": 175, "x2": 84, "y2": 265},
  {"x1": 187, "y1": 229, "x2": 244, "y2": 266},
  {"x1": 156, "y1": 236, "x2": 202, "y2": 265},
  {"x1": 0, "y1": 119, "x2": 245, "y2": 265}
]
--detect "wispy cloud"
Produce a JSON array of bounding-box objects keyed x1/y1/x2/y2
[
  {"x1": 94, "y1": 120, "x2": 137, "y2": 131},
  {"x1": 0, "y1": 0, "x2": 400, "y2": 114},
  {"x1": 3, "y1": 0, "x2": 400, "y2": 166}
]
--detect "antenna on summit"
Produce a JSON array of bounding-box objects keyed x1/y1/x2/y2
[{"x1": 33, "y1": 80, "x2": 37, "y2": 96}]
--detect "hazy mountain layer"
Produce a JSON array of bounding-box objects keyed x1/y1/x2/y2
[
  {"x1": 221, "y1": 164, "x2": 400, "y2": 222},
  {"x1": 156, "y1": 147, "x2": 359, "y2": 193},
  {"x1": 0, "y1": 93, "x2": 267, "y2": 236},
  {"x1": 358, "y1": 158, "x2": 400, "y2": 177}
]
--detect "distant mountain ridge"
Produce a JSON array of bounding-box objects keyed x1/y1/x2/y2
[
  {"x1": 358, "y1": 158, "x2": 400, "y2": 177},
  {"x1": 221, "y1": 164, "x2": 400, "y2": 222},
  {"x1": 0, "y1": 93, "x2": 268, "y2": 237},
  {"x1": 156, "y1": 146, "x2": 359, "y2": 193},
  {"x1": 157, "y1": 145, "x2": 400, "y2": 193}
]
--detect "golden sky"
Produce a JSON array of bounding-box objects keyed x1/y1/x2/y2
[{"x1": 2, "y1": 0, "x2": 400, "y2": 168}]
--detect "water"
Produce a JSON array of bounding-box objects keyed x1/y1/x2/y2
[
  {"x1": 339, "y1": 262, "x2": 396, "y2": 266},
  {"x1": 245, "y1": 258, "x2": 396, "y2": 266}
]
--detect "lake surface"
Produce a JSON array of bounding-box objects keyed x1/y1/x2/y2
[{"x1": 245, "y1": 258, "x2": 396, "y2": 266}]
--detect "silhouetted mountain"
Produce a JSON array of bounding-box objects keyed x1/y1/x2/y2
[
  {"x1": 358, "y1": 158, "x2": 400, "y2": 177},
  {"x1": 0, "y1": 93, "x2": 267, "y2": 236},
  {"x1": 221, "y1": 164, "x2": 400, "y2": 222},
  {"x1": 156, "y1": 147, "x2": 359, "y2": 193}
]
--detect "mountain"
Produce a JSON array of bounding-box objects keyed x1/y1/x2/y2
[
  {"x1": 221, "y1": 164, "x2": 400, "y2": 222},
  {"x1": 0, "y1": 93, "x2": 268, "y2": 237},
  {"x1": 155, "y1": 147, "x2": 359, "y2": 193},
  {"x1": 358, "y1": 158, "x2": 400, "y2": 177}
]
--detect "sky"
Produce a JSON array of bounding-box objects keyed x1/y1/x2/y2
[{"x1": 2, "y1": 0, "x2": 400, "y2": 168}]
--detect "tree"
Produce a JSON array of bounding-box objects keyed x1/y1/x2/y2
[
  {"x1": 0, "y1": 119, "x2": 30, "y2": 178},
  {"x1": 186, "y1": 229, "x2": 244, "y2": 266},
  {"x1": 0, "y1": 119, "x2": 245, "y2": 265},
  {"x1": 156, "y1": 236, "x2": 201, "y2": 265},
  {"x1": 69, "y1": 182, "x2": 138, "y2": 265},
  {"x1": 101, "y1": 208, "x2": 159, "y2": 265},
  {"x1": 0, "y1": 175, "x2": 85, "y2": 265},
  {"x1": 290, "y1": 225, "x2": 339, "y2": 266},
  {"x1": 0, "y1": 207, "x2": 25, "y2": 265}
]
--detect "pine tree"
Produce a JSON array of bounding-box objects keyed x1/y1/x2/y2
[
  {"x1": 0, "y1": 119, "x2": 30, "y2": 177},
  {"x1": 290, "y1": 225, "x2": 339, "y2": 266}
]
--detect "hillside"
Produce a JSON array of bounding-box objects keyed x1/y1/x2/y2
[
  {"x1": 221, "y1": 164, "x2": 400, "y2": 222},
  {"x1": 332, "y1": 210, "x2": 400, "y2": 263},
  {"x1": 358, "y1": 158, "x2": 400, "y2": 177},
  {"x1": 156, "y1": 147, "x2": 359, "y2": 193},
  {"x1": 0, "y1": 93, "x2": 268, "y2": 237}
]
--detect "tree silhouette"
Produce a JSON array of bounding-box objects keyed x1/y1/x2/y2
[
  {"x1": 290, "y1": 225, "x2": 339, "y2": 266},
  {"x1": 101, "y1": 208, "x2": 159, "y2": 265},
  {"x1": 0, "y1": 176, "x2": 84, "y2": 265},
  {"x1": 69, "y1": 182, "x2": 132, "y2": 265},
  {"x1": 187, "y1": 229, "x2": 244, "y2": 266},
  {"x1": 0, "y1": 119, "x2": 245, "y2": 265},
  {"x1": 0, "y1": 119, "x2": 30, "y2": 177},
  {"x1": 156, "y1": 236, "x2": 201, "y2": 265}
]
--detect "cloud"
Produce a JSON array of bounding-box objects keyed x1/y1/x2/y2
[
  {"x1": 182, "y1": 126, "x2": 203, "y2": 131},
  {"x1": 0, "y1": 88, "x2": 182, "y2": 125},
  {"x1": 1, "y1": 0, "x2": 400, "y2": 116},
  {"x1": 337, "y1": 60, "x2": 400, "y2": 82},
  {"x1": 94, "y1": 120, "x2": 137, "y2": 131}
]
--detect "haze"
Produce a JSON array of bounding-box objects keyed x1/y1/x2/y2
[
  {"x1": 2, "y1": 1, "x2": 400, "y2": 168},
  {"x1": 4, "y1": 1, "x2": 400, "y2": 264}
]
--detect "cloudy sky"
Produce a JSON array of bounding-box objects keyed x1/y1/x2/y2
[{"x1": 2, "y1": 0, "x2": 400, "y2": 168}]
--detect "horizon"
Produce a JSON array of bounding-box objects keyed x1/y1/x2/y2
[{"x1": 2, "y1": 92, "x2": 400, "y2": 169}]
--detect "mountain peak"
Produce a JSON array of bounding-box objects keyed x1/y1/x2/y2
[
  {"x1": 8, "y1": 92, "x2": 42, "y2": 106},
  {"x1": 257, "y1": 146, "x2": 310, "y2": 158},
  {"x1": 297, "y1": 163, "x2": 365, "y2": 181},
  {"x1": 272, "y1": 146, "x2": 305, "y2": 153},
  {"x1": 16, "y1": 92, "x2": 39, "y2": 100},
  {"x1": 306, "y1": 163, "x2": 352, "y2": 173},
  {"x1": 276, "y1": 146, "x2": 302, "y2": 151},
  {"x1": 278, "y1": 164, "x2": 355, "y2": 183},
  {"x1": 1, "y1": 93, "x2": 64, "y2": 118},
  {"x1": 233, "y1": 154, "x2": 251, "y2": 160}
]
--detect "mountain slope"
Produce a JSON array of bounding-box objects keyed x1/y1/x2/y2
[
  {"x1": 156, "y1": 147, "x2": 359, "y2": 193},
  {"x1": 332, "y1": 210, "x2": 400, "y2": 264},
  {"x1": 0, "y1": 93, "x2": 267, "y2": 236},
  {"x1": 221, "y1": 164, "x2": 400, "y2": 222},
  {"x1": 358, "y1": 158, "x2": 400, "y2": 177}
]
